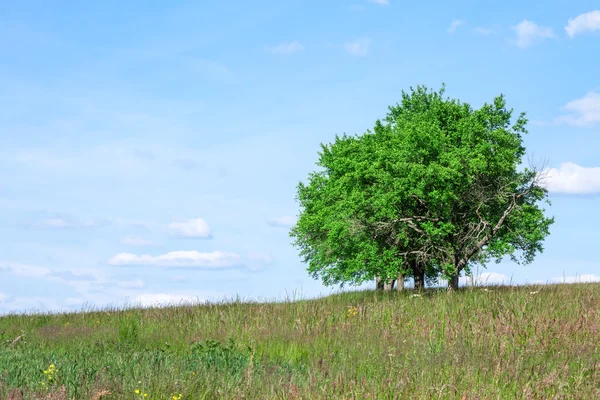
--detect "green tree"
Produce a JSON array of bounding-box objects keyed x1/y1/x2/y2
[{"x1": 290, "y1": 85, "x2": 553, "y2": 291}]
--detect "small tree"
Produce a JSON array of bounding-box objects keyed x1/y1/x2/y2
[{"x1": 291, "y1": 85, "x2": 553, "y2": 291}]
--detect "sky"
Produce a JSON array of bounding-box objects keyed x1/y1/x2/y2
[{"x1": 1, "y1": 0, "x2": 599, "y2": 315}]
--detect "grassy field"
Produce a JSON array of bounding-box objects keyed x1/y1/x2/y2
[{"x1": 0, "y1": 283, "x2": 599, "y2": 399}]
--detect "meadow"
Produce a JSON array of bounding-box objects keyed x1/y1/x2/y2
[{"x1": 1, "y1": 283, "x2": 599, "y2": 399}]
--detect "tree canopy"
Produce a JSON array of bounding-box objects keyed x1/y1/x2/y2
[{"x1": 290, "y1": 85, "x2": 554, "y2": 290}]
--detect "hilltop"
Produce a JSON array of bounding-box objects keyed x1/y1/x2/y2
[{"x1": 1, "y1": 283, "x2": 599, "y2": 399}]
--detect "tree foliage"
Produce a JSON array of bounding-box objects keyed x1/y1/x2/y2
[{"x1": 290, "y1": 85, "x2": 554, "y2": 290}]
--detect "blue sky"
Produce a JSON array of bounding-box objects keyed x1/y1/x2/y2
[{"x1": 1, "y1": 0, "x2": 599, "y2": 314}]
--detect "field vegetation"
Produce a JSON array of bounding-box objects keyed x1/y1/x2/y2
[{"x1": 1, "y1": 283, "x2": 599, "y2": 399}]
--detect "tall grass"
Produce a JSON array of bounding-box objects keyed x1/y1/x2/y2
[{"x1": 1, "y1": 283, "x2": 599, "y2": 399}]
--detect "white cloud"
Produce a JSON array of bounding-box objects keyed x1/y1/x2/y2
[
  {"x1": 344, "y1": 38, "x2": 370, "y2": 57},
  {"x1": 551, "y1": 274, "x2": 600, "y2": 283},
  {"x1": 121, "y1": 235, "x2": 155, "y2": 247},
  {"x1": 555, "y1": 91, "x2": 600, "y2": 127},
  {"x1": 369, "y1": 0, "x2": 390, "y2": 5},
  {"x1": 565, "y1": 10, "x2": 600, "y2": 38},
  {"x1": 513, "y1": 19, "x2": 555, "y2": 48},
  {"x1": 448, "y1": 20, "x2": 464, "y2": 34},
  {"x1": 265, "y1": 41, "x2": 304, "y2": 55},
  {"x1": 0, "y1": 293, "x2": 8, "y2": 303},
  {"x1": 461, "y1": 272, "x2": 510, "y2": 286},
  {"x1": 267, "y1": 215, "x2": 296, "y2": 228},
  {"x1": 108, "y1": 250, "x2": 242, "y2": 268},
  {"x1": 544, "y1": 162, "x2": 600, "y2": 194},
  {"x1": 168, "y1": 218, "x2": 211, "y2": 238},
  {"x1": 131, "y1": 293, "x2": 203, "y2": 307}
]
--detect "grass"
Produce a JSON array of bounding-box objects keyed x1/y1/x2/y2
[{"x1": 1, "y1": 283, "x2": 599, "y2": 399}]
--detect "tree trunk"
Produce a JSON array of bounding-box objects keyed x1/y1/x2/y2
[
  {"x1": 414, "y1": 269, "x2": 425, "y2": 291},
  {"x1": 384, "y1": 280, "x2": 394, "y2": 291},
  {"x1": 448, "y1": 274, "x2": 459, "y2": 292},
  {"x1": 376, "y1": 275, "x2": 397, "y2": 291},
  {"x1": 396, "y1": 274, "x2": 404, "y2": 291},
  {"x1": 447, "y1": 254, "x2": 460, "y2": 292}
]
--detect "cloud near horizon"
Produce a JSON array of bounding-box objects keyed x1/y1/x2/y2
[
  {"x1": 551, "y1": 274, "x2": 600, "y2": 283},
  {"x1": 132, "y1": 293, "x2": 199, "y2": 307},
  {"x1": 460, "y1": 272, "x2": 510, "y2": 286},
  {"x1": 108, "y1": 250, "x2": 243, "y2": 268},
  {"x1": 130, "y1": 292, "x2": 225, "y2": 307}
]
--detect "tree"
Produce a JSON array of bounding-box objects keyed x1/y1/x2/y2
[{"x1": 290, "y1": 85, "x2": 553, "y2": 291}]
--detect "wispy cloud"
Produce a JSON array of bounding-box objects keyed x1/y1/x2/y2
[
  {"x1": 551, "y1": 274, "x2": 600, "y2": 283},
  {"x1": 29, "y1": 212, "x2": 110, "y2": 229},
  {"x1": 344, "y1": 38, "x2": 371, "y2": 57},
  {"x1": 448, "y1": 20, "x2": 464, "y2": 34},
  {"x1": 108, "y1": 250, "x2": 242, "y2": 268},
  {"x1": 565, "y1": 10, "x2": 600, "y2": 38},
  {"x1": 267, "y1": 215, "x2": 296, "y2": 228},
  {"x1": 0, "y1": 262, "x2": 50, "y2": 278},
  {"x1": 168, "y1": 218, "x2": 212, "y2": 238},
  {"x1": 171, "y1": 158, "x2": 203, "y2": 171},
  {"x1": 118, "y1": 279, "x2": 145, "y2": 289},
  {"x1": 474, "y1": 26, "x2": 494, "y2": 35},
  {"x1": 369, "y1": 0, "x2": 390, "y2": 5},
  {"x1": 0, "y1": 296, "x2": 63, "y2": 314},
  {"x1": 265, "y1": 41, "x2": 304, "y2": 55},
  {"x1": 247, "y1": 252, "x2": 275, "y2": 271},
  {"x1": 134, "y1": 149, "x2": 156, "y2": 161},
  {"x1": 108, "y1": 250, "x2": 274, "y2": 271},
  {"x1": 49, "y1": 271, "x2": 98, "y2": 282},
  {"x1": 121, "y1": 235, "x2": 156, "y2": 247},
  {"x1": 554, "y1": 91, "x2": 600, "y2": 127},
  {"x1": 543, "y1": 162, "x2": 600, "y2": 194},
  {"x1": 513, "y1": 19, "x2": 555, "y2": 48}
]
